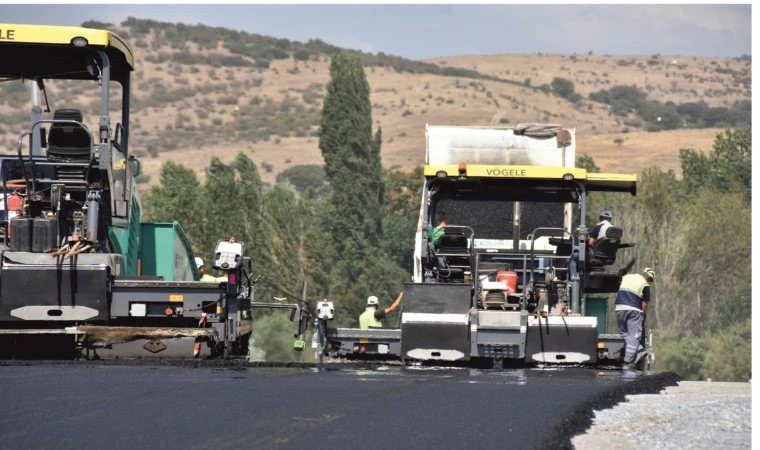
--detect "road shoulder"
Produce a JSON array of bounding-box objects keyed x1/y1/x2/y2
[{"x1": 571, "y1": 380, "x2": 751, "y2": 450}]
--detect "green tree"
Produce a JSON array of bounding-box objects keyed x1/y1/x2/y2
[
  {"x1": 680, "y1": 127, "x2": 751, "y2": 200},
  {"x1": 143, "y1": 161, "x2": 208, "y2": 255},
  {"x1": 317, "y1": 53, "x2": 407, "y2": 324},
  {"x1": 550, "y1": 77, "x2": 581, "y2": 103},
  {"x1": 318, "y1": 52, "x2": 384, "y2": 249},
  {"x1": 575, "y1": 154, "x2": 600, "y2": 173},
  {"x1": 234, "y1": 152, "x2": 273, "y2": 280},
  {"x1": 250, "y1": 310, "x2": 315, "y2": 363},
  {"x1": 202, "y1": 158, "x2": 243, "y2": 257},
  {"x1": 701, "y1": 318, "x2": 752, "y2": 382},
  {"x1": 263, "y1": 186, "x2": 307, "y2": 295},
  {"x1": 275, "y1": 164, "x2": 327, "y2": 193},
  {"x1": 381, "y1": 166, "x2": 423, "y2": 273}
]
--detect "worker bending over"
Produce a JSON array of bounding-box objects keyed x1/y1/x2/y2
[
  {"x1": 615, "y1": 267, "x2": 655, "y2": 370},
  {"x1": 359, "y1": 292, "x2": 404, "y2": 329}
]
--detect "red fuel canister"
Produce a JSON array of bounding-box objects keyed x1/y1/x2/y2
[{"x1": 497, "y1": 271, "x2": 518, "y2": 293}]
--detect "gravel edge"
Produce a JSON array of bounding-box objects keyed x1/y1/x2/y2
[{"x1": 537, "y1": 371, "x2": 683, "y2": 450}]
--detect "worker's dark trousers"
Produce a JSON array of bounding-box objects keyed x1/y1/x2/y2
[{"x1": 616, "y1": 310, "x2": 645, "y2": 364}]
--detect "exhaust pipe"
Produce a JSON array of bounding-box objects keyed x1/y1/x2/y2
[{"x1": 85, "y1": 191, "x2": 100, "y2": 243}]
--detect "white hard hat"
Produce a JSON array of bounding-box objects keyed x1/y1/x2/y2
[
  {"x1": 367, "y1": 296, "x2": 379, "y2": 306},
  {"x1": 195, "y1": 257, "x2": 204, "y2": 268}
]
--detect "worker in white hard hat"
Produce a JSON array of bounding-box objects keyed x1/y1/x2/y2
[
  {"x1": 359, "y1": 291, "x2": 404, "y2": 330},
  {"x1": 195, "y1": 257, "x2": 226, "y2": 282}
]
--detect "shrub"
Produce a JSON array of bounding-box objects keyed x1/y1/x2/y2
[
  {"x1": 217, "y1": 96, "x2": 238, "y2": 106},
  {"x1": 135, "y1": 173, "x2": 152, "y2": 184},
  {"x1": 550, "y1": 77, "x2": 582, "y2": 103},
  {"x1": 275, "y1": 164, "x2": 326, "y2": 192},
  {"x1": 254, "y1": 59, "x2": 271, "y2": 69}
]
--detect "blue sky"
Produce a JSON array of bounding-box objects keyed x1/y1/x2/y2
[{"x1": 0, "y1": 4, "x2": 751, "y2": 59}]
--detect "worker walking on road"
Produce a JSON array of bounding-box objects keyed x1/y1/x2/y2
[
  {"x1": 359, "y1": 292, "x2": 404, "y2": 329},
  {"x1": 615, "y1": 267, "x2": 655, "y2": 370}
]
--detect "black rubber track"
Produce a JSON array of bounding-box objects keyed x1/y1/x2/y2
[{"x1": 537, "y1": 370, "x2": 683, "y2": 450}]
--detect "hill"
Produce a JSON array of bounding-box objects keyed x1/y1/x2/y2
[{"x1": 0, "y1": 18, "x2": 751, "y2": 187}]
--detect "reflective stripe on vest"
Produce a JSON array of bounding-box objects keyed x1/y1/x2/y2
[
  {"x1": 615, "y1": 274, "x2": 649, "y2": 310},
  {"x1": 359, "y1": 309, "x2": 383, "y2": 329}
]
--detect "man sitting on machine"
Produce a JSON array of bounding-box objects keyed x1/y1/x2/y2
[{"x1": 428, "y1": 210, "x2": 448, "y2": 246}]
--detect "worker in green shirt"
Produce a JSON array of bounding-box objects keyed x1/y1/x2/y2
[{"x1": 428, "y1": 210, "x2": 448, "y2": 246}]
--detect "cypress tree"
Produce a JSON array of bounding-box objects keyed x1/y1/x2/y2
[
  {"x1": 318, "y1": 53, "x2": 409, "y2": 325},
  {"x1": 318, "y1": 53, "x2": 384, "y2": 249}
]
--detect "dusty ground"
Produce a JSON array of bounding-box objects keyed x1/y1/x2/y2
[{"x1": 571, "y1": 381, "x2": 752, "y2": 449}]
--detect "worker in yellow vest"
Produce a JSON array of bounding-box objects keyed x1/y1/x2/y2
[
  {"x1": 359, "y1": 291, "x2": 404, "y2": 329},
  {"x1": 615, "y1": 267, "x2": 655, "y2": 370},
  {"x1": 195, "y1": 257, "x2": 227, "y2": 282}
]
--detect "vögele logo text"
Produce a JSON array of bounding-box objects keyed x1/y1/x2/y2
[{"x1": 486, "y1": 168, "x2": 528, "y2": 177}]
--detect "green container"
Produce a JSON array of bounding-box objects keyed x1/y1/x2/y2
[
  {"x1": 138, "y1": 221, "x2": 199, "y2": 281},
  {"x1": 583, "y1": 296, "x2": 609, "y2": 334},
  {"x1": 108, "y1": 191, "x2": 143, "y2": 276}
]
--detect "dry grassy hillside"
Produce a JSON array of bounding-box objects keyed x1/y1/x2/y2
[
  {"x1": 430, "y1": 53, "x2": 750, "y2": 107},
  {"x1": 0, "y1": 19, "x2": 751, "y2": 188}
]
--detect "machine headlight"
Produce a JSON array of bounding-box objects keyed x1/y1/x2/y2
[{"x1": 72, "y1": 37, "x2": 88, "y2": 47}]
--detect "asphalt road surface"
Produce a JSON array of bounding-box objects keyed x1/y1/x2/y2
[{"x1": 0, "y1": 361, "x2": 672, "y2": 450}]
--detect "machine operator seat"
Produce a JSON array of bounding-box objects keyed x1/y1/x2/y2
[
  {"x1": 427, "y1": 226, "x2": 474, "y2": 281},
  {"x1": 436, "y1": 228, "x2": 470, "y2": 255},
  {"x1": 47, "y1": 109, "x2": 92, "y2": 162},
  {"x1": 588, "y1": 226, "x2": 624, "y2": 268}
]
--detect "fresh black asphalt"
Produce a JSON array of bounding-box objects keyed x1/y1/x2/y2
[{"x1": 0, "y1": 361, "x2": 681, "y2": 450}]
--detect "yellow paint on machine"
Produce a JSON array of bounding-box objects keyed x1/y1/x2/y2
[
  {"x1": 424, "y1": 164, "x2": 590, "y2": 179},
  {"x1": 0, "y1": 23, "x2": 135, "y2": 68},
  {"x1": 169, "y1": 295, "x2": 183, "y2": 303},
  {"x1": 423, "y1": 164, "x2": 636, "y2": 193}
]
